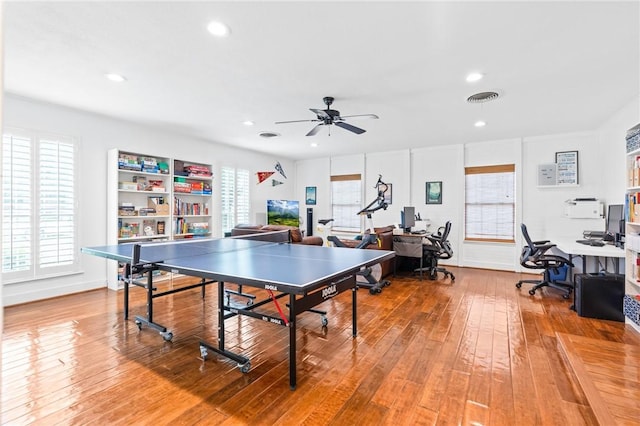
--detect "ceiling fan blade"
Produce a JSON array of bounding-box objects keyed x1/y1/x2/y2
[
  {"x1": 310, "y1": 108, "x2": 331, "y2": 119},
  {"x1": 334, "y1": 121, "x2": 366, "y2": 134},
  {"x1": 306, "y1": 123, "x2": 324, "y2": 136},
  {"x1": 338, "y1": 114, "x2": 379, "y2": 120},
  {"x1": 275, "y1": 119, "x2": 320, "y2": 124}
]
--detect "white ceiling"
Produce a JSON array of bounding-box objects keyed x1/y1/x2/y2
[{"x1": 4, "y1": 1, "x2": 639, "y2": 161}]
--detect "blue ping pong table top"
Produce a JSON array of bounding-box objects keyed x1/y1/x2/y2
[{"x1": 82, "y1": 238, "x2": 395, "y2": 294}]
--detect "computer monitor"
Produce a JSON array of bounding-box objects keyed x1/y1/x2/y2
[
  {"x1": 401, "y1": 206, "x2": 415, "y2": 232},
  {"x1": 605, "y1": 204, "x2": 624, "y2": 240}
]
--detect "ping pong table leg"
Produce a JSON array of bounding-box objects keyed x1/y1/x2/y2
[
  {"x1": 199, "y1": 281, "x2": 250, "y2": 373},
  {"x1": 123, "y1": 263, "x2": 130, "y2": 320},
  {"x1": 133, "y1": 270, "x2": 172, "y2": 341},
  {"x1": 289, "y1": 293, "x2": 297, "y2": 390},
  {"x1": 352, "y1": 286, "x2": 358, "y2": 337}
]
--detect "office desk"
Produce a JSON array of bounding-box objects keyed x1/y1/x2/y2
[
  {"x1": 553, "y1": 238, "x2": 625, "y2": 275},
  {"x1": 392, "y1": 233, "x2": 429, "y2": 279}
]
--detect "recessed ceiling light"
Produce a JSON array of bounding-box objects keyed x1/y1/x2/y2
[
  {"x1": 207, "y1": 21, "x2": 231, "y2": 37},
  {"x1": 105, "y1": 73, "x2": 126, "y2": 82},
  {"x1": 310, "y1": 143, "x2": 318, "y2": 148},
  {"x1": 466, "y1": 72, "x2": 483, "y2": 82},
  {"x1": 475, "y1": 120, "x2": 486, "y2": 127},
  {"x1": 243, "y1": 120, "x2": 254, "y2": 126}
]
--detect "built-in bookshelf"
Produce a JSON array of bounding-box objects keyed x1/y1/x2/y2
[
  {"x1": 107, "y1": 149, "x2": 213, "y2": 289},
  {"x1": 623, "y1": 124, "x2": 640, "y2": 331}
]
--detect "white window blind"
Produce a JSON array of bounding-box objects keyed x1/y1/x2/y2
[
  {"x1": 2, "y1": 134, "x2": 32, "y2": 275},
  {"x1": 465, "y1": 164, "x2": 515, "y2": 242},
  {"x1": 331, "y1": 174, "x2": 362, "y2": 232},
  {"x1": 2, "y1": 130, "x2": 78, "y2": 282},
  {"x1": 221, "y1": 167, "x2": 250, "y2": 233}
]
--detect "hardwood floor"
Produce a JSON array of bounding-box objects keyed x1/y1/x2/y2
[{"x1": 3, "y1": 267, "x2": 640, "y2": 425}]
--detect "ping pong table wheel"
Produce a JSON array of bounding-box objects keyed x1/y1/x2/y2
[
  {"x1": 246, "y1": 298, "x2": 253, "y2": 306},
  {"x1": 135, "y1": 319, "x2": 142, "y2": 330},
  {"x1": 321, "y1": 316, "x2": 328, "y2": 327},
  {"x1": 161, "y1": 331, "x2": 173, "y2": 342},
  {"x1": 199, "y1": 345, "x2": 208, "y2": 360},
  {"x1": 239, "y1": 362, "x2": 251, "y2": 373}
]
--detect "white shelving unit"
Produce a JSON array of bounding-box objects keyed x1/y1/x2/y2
[
  {"x1": 172, "y1": 158, "x2": 213, "y2": 239},
  {"x1": 623, "y1": 124, "x2": 640, "y2": 330},
  {"x1": 107, "y1": 149, "x2": 213, "y2": 289}
]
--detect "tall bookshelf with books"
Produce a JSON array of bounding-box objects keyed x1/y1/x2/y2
[
  {"x1": 107, "y1": 150, "x2": 214, "y2": 289},
  {"x1": 172, "y1": 159, "x2": 213, "y2": 239},
  {"x1": 624, "y1": 124, "x2": 640, "y2": 331}
]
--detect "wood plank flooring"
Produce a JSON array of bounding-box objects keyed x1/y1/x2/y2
[
  {"x1": 557, "y1": 333, "x2": 640, "y2": 425},
  {"x1": 3, "y1": 267, "x2": 640, "y2": 425}
]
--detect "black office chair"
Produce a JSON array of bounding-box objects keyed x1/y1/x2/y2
[
  {"x1": 515, "y1": 223, "x2": 573, "y2": 299},
  {"x1": 415, "y1": 221, "x2": 455, "y2": 282}
]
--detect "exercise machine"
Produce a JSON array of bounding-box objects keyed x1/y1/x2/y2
[{"x1": 327, "y1": 175, "x2": 392, "y2": 294}]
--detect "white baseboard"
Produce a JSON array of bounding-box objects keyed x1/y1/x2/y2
[{"x1": 3, "y1": 280, "x2": 106, "y2": 307}]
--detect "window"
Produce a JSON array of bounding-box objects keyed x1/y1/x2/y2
[
  {"x1": 2, "y1": 129, "x2": 78, "y2": 282},
  {"x1": 330, "y1": 174, "x2": 362, "y2": 232},
  {"x1": 465, "y1": 164, "x2": 515, "y2": 242},
  {"x1": 221, "y1": 167, "x2": 250, "y2": 234}
]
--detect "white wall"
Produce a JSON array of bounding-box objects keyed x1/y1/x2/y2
[
  {"x1": 3, "y1": 95, "x2": 295, "y2": 305},
  {"x1": 410, "y1": 144, "x2": 464, "y2": 266},
  {"x1": 5, "y1": 93, "x2": 636, "y2": 305},
  {"x1": 365, "y1": 150, "x2": 410, "y2": 228},
  {"x1": 296, "y1": 94, "x2": 638, "y2": 273},
  {"x1": 295, "y1": 157, "x2": 330, "y2": 235}
]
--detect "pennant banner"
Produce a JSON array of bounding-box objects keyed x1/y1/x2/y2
[
  {"x1": 272, "y1": 180, "x2": 284, "y2": 186},
  {"x1": 274, "y1": 161, "x2": 287, "y2": 179},
  {"x1": 256, "y1": 171, "x2": 275, "y2": 184}
]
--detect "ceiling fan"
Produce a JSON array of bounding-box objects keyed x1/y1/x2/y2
[{"x1": 275, "y1": 96, "x2": 379, "y2": 136}]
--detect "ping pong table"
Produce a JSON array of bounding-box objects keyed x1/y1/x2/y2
[{"x1": 81, "y1": 233, "x2": 394, "y2": 389}]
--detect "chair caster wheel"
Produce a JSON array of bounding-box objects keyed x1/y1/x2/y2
[
  {"x1": 450, "y1": 275, "x2": 455, "y2": 282},
  {"x1": 516, "y1": 283, "x2": 522, "y2": 288},
  {"x1": 529, "y1": 289, "x2": 536, "y2": 296},
  {"x1": 562, "y1": 294, "x2": 570, "y2": 300},
  {"x1": 369, "y1": 287, "x2": 382, "y2": 295},
  {"x1": 321, "y1": 316, "x2": 328, "y2": 327},
  {"x1": 239, "y1": 362, "x2": 251, "y2": 373},
  {"x1": 135, "y1": 319, "x2": 142, "y2": 330}
]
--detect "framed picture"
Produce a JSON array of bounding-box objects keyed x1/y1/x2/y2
[
  {"x1": 383, "y1": 183, "x2": 392, "y2": 205},
  {"x1": 555, "y1": 150, "x2": 578, "y2": 185},
  {"x1": 426, "y1": 181, "x2": 442, "y2": 204},
  {"x1": 305, "y1": 186, "x2": 317, "y2": 205}
]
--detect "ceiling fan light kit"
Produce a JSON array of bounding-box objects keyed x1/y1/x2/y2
[
  {"x1": 466, "y1": 91, "x2": 500, "y2": 103},
  {"x1": 275, "y1": 96, "x2": 379, "y2": 136}
]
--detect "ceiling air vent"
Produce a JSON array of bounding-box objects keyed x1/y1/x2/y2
[
  {"x1": 466, "y1": 91, "x2": 499, "y2": 103},
  {"x1": 259, "y1": 131, "x2": 280, "y2": 138}
]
